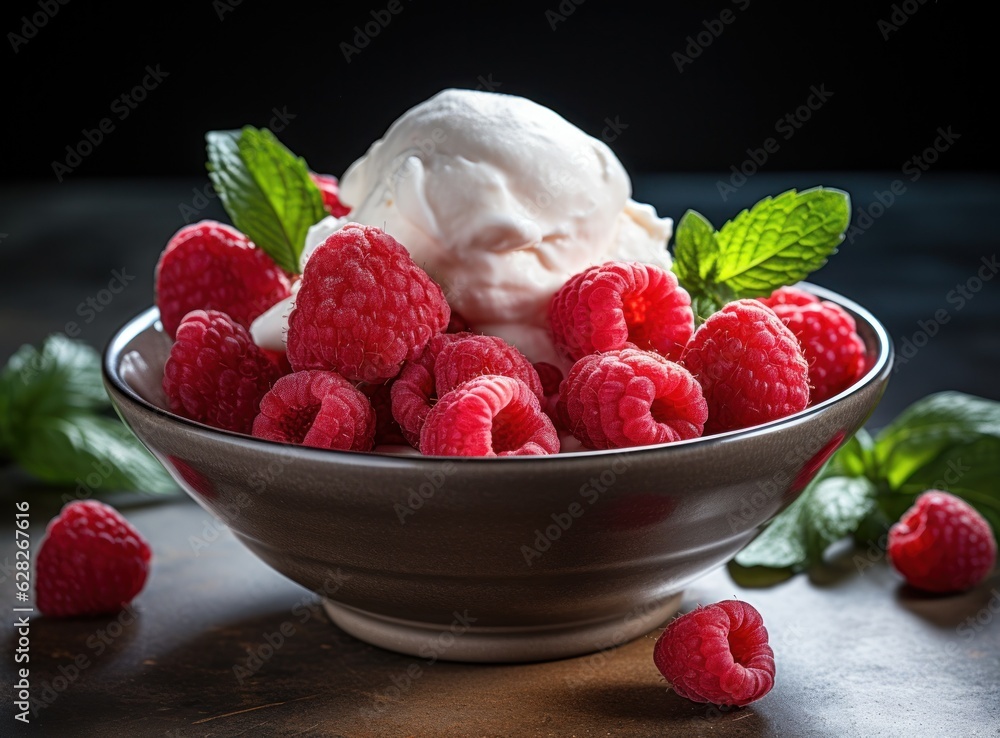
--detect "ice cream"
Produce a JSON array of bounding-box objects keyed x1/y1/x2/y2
[{"x1": 251, "y1": 89, "x2": 672, "y2": 365}]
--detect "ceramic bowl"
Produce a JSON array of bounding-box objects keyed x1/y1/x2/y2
[{"x1": 103, "y1": 284, "x2": 892, "y2": 662}]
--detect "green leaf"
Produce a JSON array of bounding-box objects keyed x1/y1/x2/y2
[
  {"x1": 828, "y1": 428, "x2": 876, "y2": 479},
  {"x1": 733, "y1": 491, "x2": 809, "y2": 570},
  {"x1": 206, "y1": 126, "x2": 326, "y2": 273},
  {"x1": 672, "y1": 210, "x2": 719, "y2": 288},
  {"x1": 16, "y1": 414, "x2": 176, "y2": 493},
  {"x1": 873, "y1": 391, "x2": 1000, "y2": 489},
  {"x1": 713, "y1": 187, "x2": 850, "y2": 297}
]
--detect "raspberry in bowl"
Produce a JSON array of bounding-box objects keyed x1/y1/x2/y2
[{"x1": 103, "y1": 89, "x2": 893, "y2": 662}]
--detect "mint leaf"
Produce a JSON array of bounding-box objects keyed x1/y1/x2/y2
[
  {"x1": 207, "y1": 126, "x2": 326, "y2": 274},
  {"x1": 733, "y1": 474, "x2": 876, "y2": 574},
  {"x1": 672, "y1": 210, "x2": 732, "y2": 321},
  {"x1": 17, "y1": 414, "x2": 176, "y2": 493},
  {"x1": 713, "y1": 187, "x2": 850, "y2": 297},
  {"x1": 0, "y1": 335, "x2": 177, "y2": 494}
]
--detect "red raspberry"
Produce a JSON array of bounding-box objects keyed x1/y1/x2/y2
[
  {"x1": 681, "y1": 300, "x2": 809, "y2": 434},
  {"x1": 163, "y1": 310, "x2": 282, "y2": 434},
  {"x1": 310, "y1": 173, "x2": 351, "y2": 217},
  {"x1": 35, "y1": 501, "x2": 152, "y2": 617},
  {"x1": 391, "y1": 333, "x2": 544, "y2": 448},
  {"x1": 888, "y1": 490, "x2": 997, "y2": 593},
  {"x1": 533, "y1": 361, "x2": 565, "y2": 429},
  {"x1": 420, "y1": 375, "x2": 559, "y2": 457},
  {"x1": 359, "y1": 380, "x2": 408, "y2": 447},
  {"x1": 557, "y1": 348, "x2": 707, "y2": 449},
  {"x1": 653, "y1": 600, "x2": 775, "y2": 707},
  {"x1": 758, "y1": 286, "x2": 818, "y2": 309},
  {"x1": 155, "y1": 221, "x2": 292, "y2": 338},
  {"x1": 548, "y1": 261, "x2": 694, "y2": 361},
  {"x1": 252, "y1": 370, "x2": 375, "y2": 451},
  {"x1": 768, "y1": 301, "x2": 867, "y2": 405},
  {"x1": 286, "y1": 223, "x2": 450, "y2": 383}
]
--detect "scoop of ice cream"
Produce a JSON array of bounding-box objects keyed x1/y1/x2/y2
[{"x1": 251, "y1": 89, "x2": 672, "y2": 361}]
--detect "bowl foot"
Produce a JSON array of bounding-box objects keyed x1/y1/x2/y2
[{"x1": 322, "y1": 592, "x2": 683, "y2": 663}]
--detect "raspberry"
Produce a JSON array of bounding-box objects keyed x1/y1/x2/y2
[
  {"x1": 533, "y1": 361, "x2": 565, "y2": 429},
  {"x1": 359, "y1": 380, "x2": 408, "y2": 447},
  {"x1": 549, "y1": 261, "x2": 694, "y2": 361},
  {"x1": 252, "y1": 370, "x2": 375, "y2": 451},
  {"x1": 391, "y1": 333, "x2": 544, "y2": 448},
  {"x1": 155, "y1": 221, "x2": 292, "y2": 338},
  {"x1": 286, "y1": 223, "x2": 450, "y2": 383},
  {"x1": 557, "y1": 348, "x2": 707, "y2": 449},
  {"x1": 758, "y1": 286, "x2": 818, "y2": 309},
  {"x1": 163, "y1": 310, "x2": 282, "y2": 434},
  {"x1": 681, "y1": 300, "x2": 809, "y2": 434},
  {"x1": 888, "y1": 490, "x2": 997, "y2": 593},
  {"x1": 446, "y1": 310, "x2": 471, "y2": 334},
  {"x1": 653, "y1": 600, "x2": 775, "y2": 707},
  {"x1": 35, "y1": 501, "x2": 152, "y2": 617},
  {"x1": 419, "y1": 375, "x2": 559, "y2": 457},
  {"x1": 767, "y1": 300, "x2": 867, "y2": 404},
  {"x1": 310, "y1": 173, "x2": 351, "y2": 217}
]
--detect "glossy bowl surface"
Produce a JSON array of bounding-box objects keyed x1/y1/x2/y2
[{"x1": 104, "y1": 284, "x2": 892, "y2": 662}]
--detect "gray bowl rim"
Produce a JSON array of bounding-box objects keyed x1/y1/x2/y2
[{"x1": 103, "y1": 282, "x2": 893, "y2": 466}]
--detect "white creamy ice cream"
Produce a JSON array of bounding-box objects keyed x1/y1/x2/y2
[{"x1": 251, "y1": 89, "x2": 672, "y2": 364}]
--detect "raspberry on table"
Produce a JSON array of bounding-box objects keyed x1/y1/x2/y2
[
  {"x1": 681, "y1": 300, "x2": 809, "y2": 434},
  {"x1": 766, "y1": 299, "x2": 868, "y2": 405},
  {"x1": 155, "y1": 220, "x2": 292, "y2": 338},
  {"x1": 419, "y1": 375, "x2": 559, "y2": 457},
  {"x1": 35, "y1": 501, "x2": 152, "y2": 617},
  {"x1": 286, "y1": 223, "x2": 451, "y2": 383},
  {"x1": 557, "y1": 348, "x2": 707, "y2": 449},
  {"x1": 888, "y1": 490, "x2": 997, "y2": 593},
  {"x1": 653, "y1": 600, "x2": 775, "y2": 707},
  {"x1": 548, "y1": 261, "x2": 694, "y2": 362},
  {"x1": 163, "y1": 309, "x2": 283, "y2": 434},
  {"x1": 310, "y1": 173, "x2": 351, "y2": 217},
  {"x1": 391, "y1": 332, "x2": 544, "y2": 448},
  {"x1": 252, "y1": 370, "x2": 375, "y2": 451}
]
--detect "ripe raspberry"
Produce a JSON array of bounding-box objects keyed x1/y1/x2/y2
[
  {"x1": 35, "y1": 501, "x2": 152, "y2": 617},
  {"x1": 420, "y1": 375, "x2": 559, "y2": 457},
  {"x1": 888, "y1": 490, "x2": 997, "y2": 593},
  {"x1": 359, "y1": 380, "x2": 408, "y2": 447},
  {"x1": 653, "y1": 600, "x2": 775, "y2": 707},
  {"x1": 681, "y1": 300, "x2": 809, "y2": 434},
  {"x1": 252, "y1": 370, "x2": 375, "y2": 451},
  {"x1": 163, "y1": 310, "x2": 282, "y2": 434},
  {"x1": 768, "y1": 300, "x2": 867, "y2": 404},
  {"x1": 549, "y1": 261, "x2": 694, "y2": 361},
  {"x1": 391, "y1": 333, "x2": 544, "y2": 448},
  {"x1": 286, "y1": 223, "x2": 450, "y2": 383},
  {"x1": 557, "y1": 348, "x2": 707, "y2": 449},
  {"x1": 155, "y1": 221, "x2": 292, "y2": 338},
  {"x1": 533, "y1": 361, "x2": 565, "y2": 429},
  {"x1": 310, "y1": 173, "x2": 351, "y2": 217},
  {"x1": 757, "y1": 286, "x2": 818, "y2": 309}
]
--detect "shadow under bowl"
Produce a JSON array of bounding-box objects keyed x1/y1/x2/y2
[{"x1": 104, "y1": 284, "x2": 892, "y2": 662}]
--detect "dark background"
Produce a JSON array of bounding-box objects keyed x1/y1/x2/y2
[
  {"x1": 2, "y1": 0, "x2": 996, "y2": 179},
  {"x1": 1, "y1": 1, "x2": 998, "y2": 426}
]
